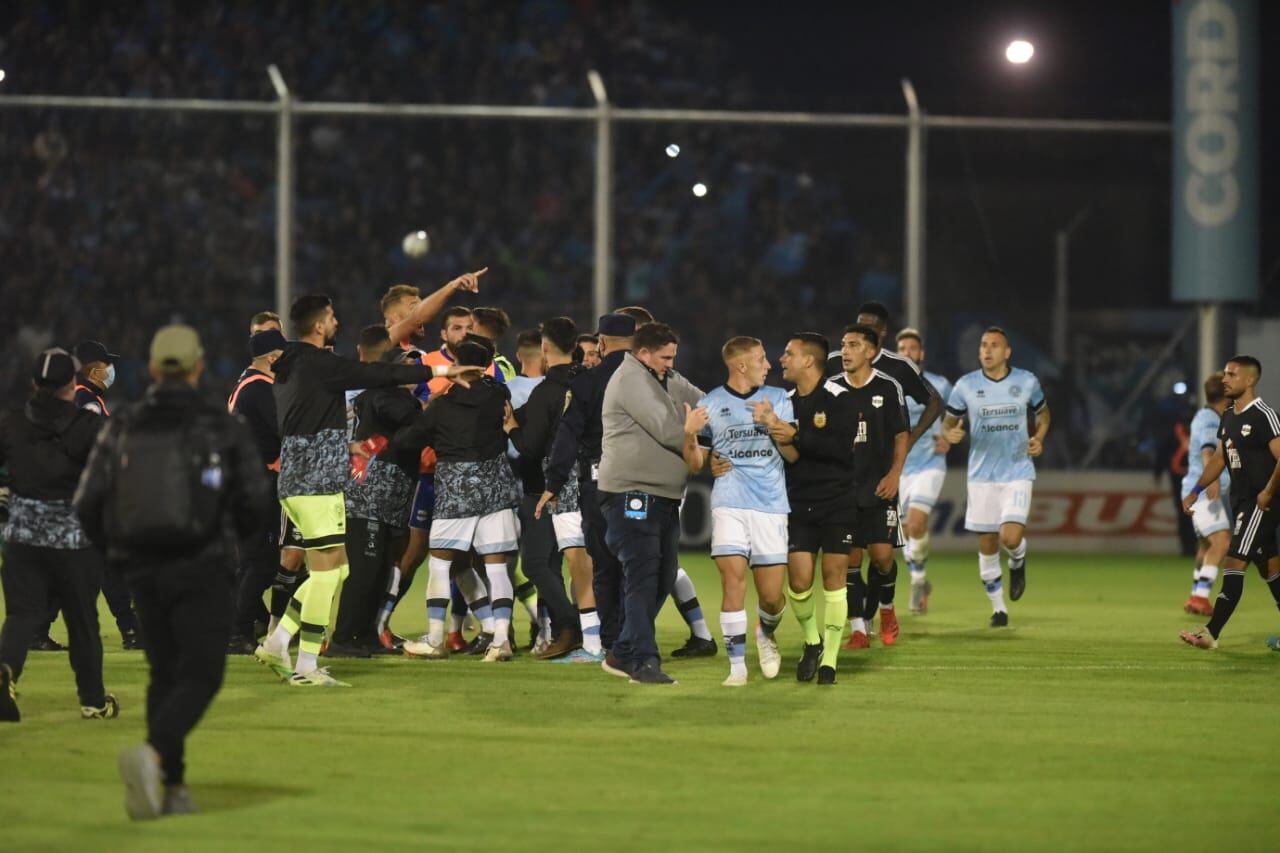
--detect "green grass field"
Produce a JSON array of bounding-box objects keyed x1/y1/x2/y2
[{"x1": 2, "y1": 553, "x2": 1279, "y2": 851}]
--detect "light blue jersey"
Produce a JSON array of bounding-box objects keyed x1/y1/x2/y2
[
  {"x1": 506, "y1": 375, "x2": 543, "y2": 410},
  {"x1": 946, "y1": 367, "x2": 1045, "y2": 483},
  {"x1": 903, "y1": 369, "x2": 952, "y2": 476},
  {"x1": 698, "y1": 384, "x2": 793, "y2": 514},
  {"x1": 1181, "y1": 406, "x2": 1230, "y2": 500}
]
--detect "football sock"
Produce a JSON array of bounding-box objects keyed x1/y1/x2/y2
[
  {"x1": 821, "y1": 588, "x2": 848, "y2": 670},
  {"x1": 861, "y1": 564, "x2": 881, "y2": 622},
  {"x1": 720, "y1": 610, "x2": 748, "y2": 677},
  {"x1": 758, "y1": 603, "x2": 785, "y2": 636},
  {"x1": 787, "y1": 583, "x2": 821, "y2": 646},
  {"x1": 449, "y1": 580, "x2": 468, "y2": 633},
  {"x1": 878, "y1": 561, "x2": 898, "y2": 610},
  {"x1": 296, "y1": 568, "x2": 341, "y2": 675},
  {"x1": 1206, "y1": 569, "x2": 1246, "y2": 639},
  {"x1": 457, "y1": 568, "x2": 495, "y2": 635},
  {"x1": 845, "y1": 568, "x2": 867, "y2": 632},
  {"x1": 673, "y1": 568, "x2": 713, "y2": 640},
  {"x1": 906, "y1": 534, "x2": 929, "y2": 580},
  {"x1": 484, "y1": 562, "x2": 513, "y2": 644},
  {"x1": 269, "y1": 568, "x2": 300, "y2": 619},
  {"x1": 514, "y1": 563, "x2": 539, "y2": 622},
  {"x1": 425, "y1": 557, "x2": 452, "y2": 645},
  {"x1": 1265, "y1": 571, "x2": 1280, "y2": 611},
  {"x1": 270, "y1": 577, "x2": 308, "y2": 648},
  {"x1": 579, "y1": 607, "x2": 602, "y2": 654},
  {"x1": 1004, "y1": 538, "x2": 1027, "y2": 570},
  {"x1": 979, "y1": 552, "x2": 1006, "y2": 613},
  {"x1": 1193, "y1": 563, "x2": 1218, "y2": 599}
]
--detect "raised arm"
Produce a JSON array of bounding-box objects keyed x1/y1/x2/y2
[{"x1": 386, "y1": 268, "x2": 487, "y2": 345}]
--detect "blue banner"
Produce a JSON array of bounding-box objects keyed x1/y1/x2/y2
[{"x1": 1171, "y1": 0, "x2": 1259, "y2": 303}]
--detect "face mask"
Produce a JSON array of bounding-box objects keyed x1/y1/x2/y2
[{"x1": 101, "y1": 364, "x2": 116, "y2": 389}]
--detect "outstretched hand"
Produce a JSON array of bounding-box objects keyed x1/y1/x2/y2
[{"x1": 449, "y1": 267, "x2": 489, "y2": 294}]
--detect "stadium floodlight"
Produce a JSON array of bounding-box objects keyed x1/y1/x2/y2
[
  {"x1": 1173, "y1": 381, "x2": 1188, "y2": 395},
  {"x1": 692, "y1": 182, "x2": 708, "y2": 197},
  {"x1": 666, "y1": 143, "x2": 681, "y2": 158},
  {"x1": 1005, "y1": 39, "x2": 1034, "y2": 64},
  {"x1": 0, "y1": 69, "x2": 6, "y2": 84}
]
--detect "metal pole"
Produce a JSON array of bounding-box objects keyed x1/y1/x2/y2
[
  {"x1": 268, "y1": 65, "x2": 293, "y2": 324},
  {"x1": 588, "y1": 70, "x2": 612, "y2": 322},
  {"x1": 1053, "y1": 208, "x2": 1090, "y2": 366},
  {"x1": 901, "y1": 79, "x2": 925, "y2": 334},
  {"x1": 1198, "y1": 304, "x2": 1220, "y2": 392}
]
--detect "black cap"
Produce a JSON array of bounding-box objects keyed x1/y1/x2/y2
[
  {"x1": 597, "y1": 313, "x2": 636, "y2": 337},
  {"x1": 32, "y1": 348, "x2": 79, "y2": 386},
  {"x1": 249, "y1": 329, "x2": 288, "y2": 358},
  {"x1": 74, "y1": 340, "x2": 119, "y2": 366}
]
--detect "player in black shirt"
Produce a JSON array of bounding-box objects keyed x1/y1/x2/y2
[
  {"x1": 1179, "y1": 356, "x2": 1280, "y2": 650},
  {"x1": 827, "y1": 325, "x2": 909, "y2": 647}
]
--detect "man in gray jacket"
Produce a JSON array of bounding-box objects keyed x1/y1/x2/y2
[{"x1": 598, "y1": 322, "x2": 703, "y2": 684}]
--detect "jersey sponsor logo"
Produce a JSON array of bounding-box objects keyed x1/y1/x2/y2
[
  {"x1": 813, "y1": 411, "x2": 827, "y2": 429},
  {"x1": 1241, "y1": 424, "x2": 1252, "y2": 436},
  {"x1": 982, "y1": 423, "x2": 1021, "y2": 433},
  {"x1": 980, "y1": 404, "x2": 1021, "y2": 419},
  {"x1": 723, "y1": 425, "x2": 768, "y2": 441},
  {"x1": 872, "y1": 395, "x2": 883, "y2": 409},
  {"x1": 1226, "y1": 439, "x2": 1241, "y2": 469},
  {"x1": 719, "y1": 407, "x2": 732, "y2": 417},
  {"x1": 976, "y1": 389, "x2": 986, "y2": 398},
  {"x1": 855, "y1": 420, "x2": 868, "y2": 444},
  {"x1": 725, "y1": 447, "x2": 775, "y2": 460},
  {"x1": 886, "y1": 508, "x2": 898, "y2": 528}
]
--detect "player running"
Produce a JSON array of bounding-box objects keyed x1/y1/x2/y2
[
  {"x1": 1180, "y1": 372, "x2": 1231, "y2": 616},
  {"x1": 942, "y1": 327, "x2": 1050, "y2": 628},
  {"x1": 894, "y1": 328, "x2": 952, "y2": 614},
  {"x1": 1179, "y1": 356, "x2": 1280, "y2": 651},
  {"x1": 682, "y1": 337, "x2": 794, "y2": 687}
]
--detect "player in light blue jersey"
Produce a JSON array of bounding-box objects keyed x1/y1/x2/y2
[
  {"x1": 943, "y1": 327, "x2": 1050, "y2": 627},
  {"x1": 683, "y1": 336, "x2": 796, "y2": 686},
  {"x1": 1180, "y1": 372, "x2": 1231, "y2": 616},
  {"x1": 895, "y1": 329, "x2": 952, "y2": 615}
]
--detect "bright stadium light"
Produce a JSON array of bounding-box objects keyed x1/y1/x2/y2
[
  {"x1": 0, "y1": 69, "x2": 6, "y2": 84},
  {"x1": 1005, "y1": 39, "x2": 1034, "y2": 64},
  {"x1": 692, "y1": 182, "x2": 708, "y2": 197},
  {"x1": 666, "y1": 143, "x2": 681, "y2": 158},
  {"x1": 1173, "y1": 381, "x2": 1188, "y2": 395}
]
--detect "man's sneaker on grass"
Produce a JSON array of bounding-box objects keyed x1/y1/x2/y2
[
  {"x1": 82, "y1": 694, "x2": 120, "y2": 719},
  {"x1": 1179, "y1": 628, "x2": 1217, "y2": 650},
  {"x1": 118, "y1": 744, "x2": 164, "y2": 821},
  {"x1": 464, "y1": 632, "x2": 494, "y2": 656},
  {"x1": 550, "y1": 648, "x2": 605, "y2": 664},
  {"x1": 909, "y1": 579, "x2": 932, "y2": 615},
  {"x1": 796, "y1": 643, "x2": 823, "y2": 683},
  {"x1": 1264, "y1": 636, "x2": 1280, "y2": 651},
  {"x1": 378, "y1": 628, "x2": 406, "y2": 652},
  {"x1": 446, "y1": 631, "x2": 468, "y2": 653},
  {"x1": 722, "y1": 670, "x2": 748, "y2": 687},
  {"x1": 601, "y1": 652, "x2": 633, "y2": 679},
  {"x1": 121, "y1": 630, "x2": 143, "y2": 651},
  {"x1": 534, "y1": 628, "x2": 579, "y2": 660},
  {"x1": 630, "y1": 660, "x2": 676, "y2": 685},
  {"x1": 816, "y1": 665, "x2": 837, "y2": 686},
  {"x1": 990, "y1": 611, "x2": 1009, "y2": 628},
  {"x1": 29, "y1": 634, "x2": 66, "y2": 652},
  {"x1": 841, "y1": 630, "x2": 869, "y2": 650},
  {"x1": 755, "y1": 625, "x2": 781, "y2": 679},
  {"x1": 163, "y1": 786, "x2": 196, "y2": 816},
  {"x1": 482, "y1": 642, "x2": 513, "y2": 662},
  {"x1": 253, "y1": 644, "x2": 293, "y2": 681},
  {"x1": 403, "y1": 635, "x2": 448, "y2": 660},
  {"x1": 0, "y1": 663, "x2": 19, "y2": 722},
  {"x1": 288, "y1": 667, "x2": 351, "y2": 687},
  {"x1": 670, "y1": 634, "x2": 717, "y2": 658},
  {"x1": 1183, "y1": 596, "x2": 1214, "y2": 617},
  {"x1": 1010, "y1": 564, "x2": 1027, "y2": 601},
  {"x1": 879, "y1": 608, "x2": 900, "y2": 646}
]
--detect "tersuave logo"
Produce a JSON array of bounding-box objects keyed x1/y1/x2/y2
[{"x1": 1184, "y1": 0, "x2": 1241, "y2": 227}]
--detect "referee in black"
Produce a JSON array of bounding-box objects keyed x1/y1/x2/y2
[
  {"x1": 0, "y1": 348, "x2": 116, "y2": 722},
  {"x1": 1179, "y1": 355, "x2": 1280, "y2": 651}
]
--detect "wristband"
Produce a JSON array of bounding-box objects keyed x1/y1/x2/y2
[
  {"x1": 432, "y1": 364, "x2": 449, "y2": 378},
  {"x1": 1191, "y1": 484, "x2": 1205, "y2": 496}
]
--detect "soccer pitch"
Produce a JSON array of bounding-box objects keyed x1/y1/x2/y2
[{"x1": 3, "y1": 553, "x2": 1278, "y2": 851}]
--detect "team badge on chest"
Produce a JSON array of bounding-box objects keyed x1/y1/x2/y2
[
  {"x1": 871, "y1": 395, "x2": 883, "y2": 409},
  {"x1": 813, "y1": 411, "x2": 827, "y2": 429},
  {"x1": 1241, "y1": 424, "x2": 1252, "y2": 437}
]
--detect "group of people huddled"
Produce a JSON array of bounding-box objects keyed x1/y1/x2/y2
[{"x1": 4, "y1": 265, "x2": 1278, "y2": 822}]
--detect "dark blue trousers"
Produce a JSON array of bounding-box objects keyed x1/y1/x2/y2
[
  {"x1": 582, "y1": 480, "x2": 624, "y2": 649},
  {"x1": 601, "y1": 492, "x2": 681, "y2": 668}
]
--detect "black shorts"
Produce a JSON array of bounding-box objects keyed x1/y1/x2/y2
[
  {"x1": 851, "y1": 500, "x2": 905, "y2": 549},
  {"x1": 279, "y1": 508, "x2": 305, "y2": 551},
  {"x1": 1227, "y1": 499, "x2": 1279, "y2": 565},
  {"x1": 788, "y1": 502, "x2": 856, "y2": 556}
]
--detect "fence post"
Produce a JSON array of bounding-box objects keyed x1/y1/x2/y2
[
  {"x1": 588, "y1": 70, "x2": 612, "y2": 322},
  {"x1": 901, "y1": 79, "x2": 925, "y2": 335},
  {"x1": 268, "y1": 65, "x2": 294, "y2": 323}
]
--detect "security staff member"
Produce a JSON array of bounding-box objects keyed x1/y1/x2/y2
[
  {"x1": 0, "y1": 348, "x2": 117, "y2": 723},
  {"x1": 226, "y1": 329, "x2": 287, "y2": 653},
  {"x1": 76, "y1": 325, "x2": 272, "y2": 819},
  {"x1": 597, "y1": 322, "x2": 704, "y2": 685}
]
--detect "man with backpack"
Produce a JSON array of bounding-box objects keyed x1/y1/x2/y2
[{"x1": 74, "y1": 325, "x2": 274, "y2": 820}]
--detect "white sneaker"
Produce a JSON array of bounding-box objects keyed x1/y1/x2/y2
[
  {"x1": 722, "y1": 670, "x2": 748, "y2": 687},
  {"x1": 288, "y1": 667, "x2": 351, "y2": 687},
  {"x1": 755, "y1": 625, "x2": 781, "y2": 679},
  {"x1": 482, "y1": 642, "x2": 513, "y2": 662},
  {"x1": 403, "y1": 635, "x2": 448, "y2": 660}
]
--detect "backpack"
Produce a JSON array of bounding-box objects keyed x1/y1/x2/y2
[{"x1": 105, "y1": 403, "x2": 228, "y2": 556}]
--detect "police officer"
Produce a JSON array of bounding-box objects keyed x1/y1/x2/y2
[
  {"x1": 75, "y1": 326, "x2": 273, "y2": 819},
  {"x1": 0, "y1": 348, "x2": 118, "y2": 723}
]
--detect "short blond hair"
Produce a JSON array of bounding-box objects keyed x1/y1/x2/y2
[
  {"x1": 722, "y1": 336, "x2": 762, "y2": 364},
  {"x1": 380, "y1": 284, "x2": 419, "y2": 315}
]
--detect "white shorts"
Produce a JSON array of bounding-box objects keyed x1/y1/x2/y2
[
  {"x1": 965, "y1": 480, "x2": 1033, "y2": 533},
  {"x1": 1191, "y1": 495, "x2": 1230, "y2": 539},
  {"x1": 430, "y1": 509, "x2": 521, "y2": 555},
  {"x1": 551, "y1": 511, "x2": 585, "y2": 550},
  {"x1": 899, "y1": 468, "x2": 946, "y2": 514},
  {"x1": 710, "y1": 507, "x2": 788, "y2": 567}
]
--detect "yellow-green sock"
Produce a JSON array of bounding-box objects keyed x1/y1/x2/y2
[
  {"x1": 787, "y1": 584, "x2": 821, "y2": 646},
  {"x1": 297, "y1": 568, "x2": 342, "y2": 674},
  {"x1": 821, "y1": 587, "x2": 847, "y2": 670}
]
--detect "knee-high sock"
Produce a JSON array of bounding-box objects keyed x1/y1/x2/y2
[
  {"x1": 579, "y1": 607, "x2": 602, "y2": 654},
  {"x1": 455, "y1": 569, "x2": 494, "y2": 634},
  {"x1": 788, "y1": 583, "x2": 821, "y2": 646},
  {"x1": 1206, "y1": 569, "x2": 1246, "y2": 639},
  {"x1": 821, "y1": 588, "x2": 847, "y2": 670},
  {"x1": 1266, "y1": 571, "x2": 1280, "y2": 611},
  {"x1": 485, "y1": 562, "x2": 514, "y2": 646},
  {"x1": 375, "y1": 566, "x2": 404, "y2": 636},
  {"x1": 1192, "y1": 563, "x2": 1218, "y2": 599},
  {"x1": 878, "y1": 562, "x2": 898, "y2": 609},
  {"x1": 980, "y1": 552, "x2": 1005, "y2": 613},
  {"x1": 270, "y1": 568, "x2": 301, "y2": 620},
  {"x1": 296, "y1": 569, "x2": 341, "y2": 675},
  {"x1": 425, "y1": 557, "x2": 452, "y2": 645},
  {"x1": 758, "y1": 602, "x2": 785, "y2": 636},
  {"x1": 449, "y1": 579, "x2": 468, "y2": 633},
  {"x1": 720, "y1": 610, "x2": 747, "y2": 676},
  {"x1": 861, "y1": 564, "x2": 881, "y2": 622},
  {"x1": 1003, "y1": 537, "x2": 1027, "y2": 570},
  {"x1": 672, "y1": 568, "x2": 712, "y2": 640},
  {"x1": 513, "y1": 563, "x2": 538, "y2": 621},
  {"x1": 268, "y1": 576, "x2": 309, "y2": 654},
  {"x1": 905, "y1": 532, "x2": 930, "y2": 579},
  {"x1": 845, "y1": 569, "x2": 867, "y2": 633}
]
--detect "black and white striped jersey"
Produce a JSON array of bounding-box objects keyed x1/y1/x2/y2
[{"x1": 1218, "y1": 396, "x2": 1280, "y2": 500}]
